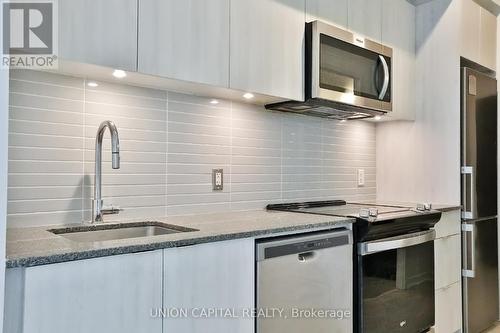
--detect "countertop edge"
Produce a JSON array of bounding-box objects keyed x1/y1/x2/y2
[
  {"x1": 434, "y1": 205, "x2": 462, "y2": 212},
  {"x1": 6, "y1": 218, "x2": 354, "y2": 269}
]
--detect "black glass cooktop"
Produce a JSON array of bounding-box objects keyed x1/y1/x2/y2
[
  {"x1": 267, "y1": 200, "x2": 414, "y2": 221},
  {"x1": 267, "y1": 200, "x2": 442, "y2": 240}
]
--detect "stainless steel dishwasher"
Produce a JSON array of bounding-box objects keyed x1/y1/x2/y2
[{"x1": 256, "y1": 229, "x2": 353, "y2": 333}]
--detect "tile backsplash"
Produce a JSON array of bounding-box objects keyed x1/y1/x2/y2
[{"x1": 7, "y1": 70, "x2": 376, "y2": 227}]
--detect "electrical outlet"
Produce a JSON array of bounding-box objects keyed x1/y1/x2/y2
[
  {"x1": 357, "y1": 169, "x2": 365, "y2": 187},
  {"x1": 212, "y1": 169, "x2": 223, "y2": 191}
]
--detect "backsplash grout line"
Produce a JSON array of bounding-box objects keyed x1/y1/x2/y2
[
  {"x1": 9, "y1": 92, "x2": 84, "y2": 103},
  {"x1": 10, "y1": 78, "x2": 85, "y2": 90},
  {"x1": 81, "y1": 78, "x2": 86, "y2": 223},
  {"x1": 229, "y1": 101, "x2": 233, "y2": 210},
  {"x1": 280, "y1": 115, "x2": 283, "y2": 203},
  {"x1": 165, "y1": 91, "x2": 169, "y2": 218}
]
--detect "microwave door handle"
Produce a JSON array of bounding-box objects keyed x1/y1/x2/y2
[{"x1": 378, "y1": 55, "x2": 389, "y2": 100}]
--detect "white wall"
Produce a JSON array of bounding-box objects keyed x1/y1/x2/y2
[
  {"x1": 0, "y1": 1, "x2": 8, "y2": 331},
  {"x1": 376, "y1": 0, "x2": 461, "y2": 205}
]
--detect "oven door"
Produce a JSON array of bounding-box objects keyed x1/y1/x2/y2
[
  {"x1": 308, "y1": 20, "x2": 392, "y2": 112},
  {"x1": 358, "y1": 230, "x2": 436, "y2": 333}
]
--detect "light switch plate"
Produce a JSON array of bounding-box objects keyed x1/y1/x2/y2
[
  {"x1": 357, "y1": 169, "x2": 365, "y2": 187},
  {"x1": 212, "y1": 169, "x2": 223, "y2": 191}
]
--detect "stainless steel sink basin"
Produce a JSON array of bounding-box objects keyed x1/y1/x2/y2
[{"x1": 48, "y1": 222, "x2": 198, "y2": 243}]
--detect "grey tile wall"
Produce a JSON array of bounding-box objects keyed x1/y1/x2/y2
[{"x1": 7, "y1": 70, "x2": 376, "y2": 227}]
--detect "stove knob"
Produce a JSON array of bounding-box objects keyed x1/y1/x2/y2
[
  {"x1": 417, "y1": 203, "x2": 432, "y2": 211},
  {"x1": 369, "y1": 208, "x2": 378, "y2": 217},
  {"x1": 359, "y1": 208, "x2": 370, "y2": 218}
]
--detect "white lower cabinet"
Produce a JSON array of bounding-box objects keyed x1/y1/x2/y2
[
  {"x1": 163, "y1": 238, "x2": 255, "y2": 333},
  {"x1": 434, "y1": 282, "x2": 462, "y2": 333},
  {"x1": 434, "y1": 234, "x2": 461, "y2": 290},
  {"x1": 4, "y1": 239, "x2": 255, "y2": 333},
  {"x1": 434, "y1": 210, "x2": 461, "y2": 239},
  {"x1": 432, "y1": 209, "x2": 462, "y2": 333},
  {"x1": 4, "y1": 251, "x2": 163, "y2": 333}
]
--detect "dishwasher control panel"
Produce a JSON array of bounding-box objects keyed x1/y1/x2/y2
[{"x1": 256, "y1": 229, "x2": 352, "y2": 261}]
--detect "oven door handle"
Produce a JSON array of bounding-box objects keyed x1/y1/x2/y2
[{"x1": 359, "y1": 229, "x2": 436, "y2": 256}]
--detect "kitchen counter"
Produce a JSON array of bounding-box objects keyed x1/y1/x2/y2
[{"x1": 6, "y1": 210, "x2": 353, "y2": 268}]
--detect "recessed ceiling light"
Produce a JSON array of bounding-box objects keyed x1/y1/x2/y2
[
  {"x1": 210, "y1": 99, "x2": 219, "y2": 105},
  {"x1": 112, "y1": 69, "x2": 127, "y2": 79},
  {"x1": 243, "y1": 92, "x2": 254, "y2": 99},
  {"x1": 87, "y1": 81, "x2": 99, "y2": 88},
  {"x1": 340, "y1": 119, "x2": 347, "y2": 123},
  {"x1": 374, "y1": 116, "x2": 382, "y2": 121}
]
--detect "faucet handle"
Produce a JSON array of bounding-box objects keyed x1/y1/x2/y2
[{"x1": 101, "y1": 205, "x2": 123, "y2": 215}]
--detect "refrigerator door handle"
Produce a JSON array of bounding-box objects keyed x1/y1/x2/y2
[
  {"x1": 461, "y1": 166, "x2": 475, "y2": 219},
  {"x1": 462, "y1": 223, "x2": 475, "y2": 278}
]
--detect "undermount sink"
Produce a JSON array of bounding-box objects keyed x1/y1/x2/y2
[{"x1": 48, "y1": 222, "x2": 198, "y2": 243}]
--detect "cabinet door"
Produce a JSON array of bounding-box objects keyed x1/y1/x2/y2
[
  {"x1": 460, "y1": 0, "x2": 481, "y2": 64},
  {"x1": 58, "y1": 0, "x2": 138, "y2": 71},
  {"x1": 163, "y1": 239, "x2": 254, "y2": 333},
  {"x1": 434, "y1": 282, "x2": 462, "y2": 333},
  {"x1": 480, "y1": 7, "x2": 497, "y2": 70},
  {"x1": 138, "y1": 0, "x2": 230, "y2": 87},
  {"x1": 434, "y1": 234, "x2": 461, "y2": 290},
  {"x1": 433, "y1": 210, "x2": 461, "y2": 239},
  {"x1": 230, "y1": 0, "x2": 305, "y2": 100},
  {"x1": 381, "y1": 0, "x2": 416, "y2": 121},
  {"x1": 305, "y1": 0, "x2": 348, "y2": 28},
  {"x1": 347, "y1": 0, "x2": 382, "y2": 42},
  {"x1": 18, "y1": 251, "x2": 163, "y2": 333}
]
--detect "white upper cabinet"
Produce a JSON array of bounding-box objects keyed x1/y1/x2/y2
[
  {"x1": 230, "y1": 0, "x2": 305, "y2": 100},
  {"x1": 479, "y1": 7, "x2": 497, "y2": 70},
  {"x1": 305, "y1": 0, "x2": 348, "y2": 28},
  {"x1": 460, "y1": 0, "x2": 497, "y2": 70},
  {"x1": 58, "y1": 0, "x2": 138, "y2": 71},
  {"x1": 381, "y1": 0, "x2": 416, "y2": 120},
  {"x1": 348, "y1": 0, "x2": 383, "y2": 42},
  {"x1": 461, "y1": 0, "x2": 481, "y2": 63},
  {"x1": 138, "y1": 0, "x2": 230, "y2": 87}
]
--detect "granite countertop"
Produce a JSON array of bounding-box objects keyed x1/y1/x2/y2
[
  {"x1": 6, "y1": 210, "x2": 353, "y2": 268},
  {"x1": 6, "y1": 202, "x2": 461, "y2": 269}
]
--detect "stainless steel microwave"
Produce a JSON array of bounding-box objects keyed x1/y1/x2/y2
[{"x1": 266, "y1": 21, "x2": 393, "y2": 120}]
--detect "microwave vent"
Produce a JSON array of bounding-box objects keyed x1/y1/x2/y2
[{"x1": 265, "y1": 100, "x2": 379, "y2": 120}]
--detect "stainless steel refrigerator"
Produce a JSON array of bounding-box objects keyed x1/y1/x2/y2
[{"x1": 461, "y1": 67, "x2": 499, "y2": 333}]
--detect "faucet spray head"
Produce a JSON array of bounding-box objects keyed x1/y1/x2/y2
[{"x1": 112, "y1": 152, "x2": 120, "y2": 169}]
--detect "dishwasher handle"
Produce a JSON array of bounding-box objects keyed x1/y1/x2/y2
[
  {"x1": 298, "y1": 251, "x2": 315, "y2": 262},
  {"x1": 256, "y1": 229, "x2": 352, "y2": 261}
]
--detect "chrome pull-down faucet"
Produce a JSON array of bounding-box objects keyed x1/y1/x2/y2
[{"x1": 92, "y1": 120, "x2": 120, "y2": 223}]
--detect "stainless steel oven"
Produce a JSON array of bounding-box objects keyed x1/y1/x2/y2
[
  {"x1": 266, "y1": 21, "x2": 393, "y2": 120},
  {"x1": 358, "y1": 229, "x2": 436, "y2": 333}
]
